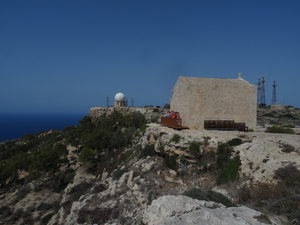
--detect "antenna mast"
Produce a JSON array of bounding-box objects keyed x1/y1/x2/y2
[
  {"x1": 260, "y1": 77, "x2": 266, "y2": 107},
  {"x1": 107, "y1": 96, "x2": 109, "y2": 107},
  {"x1": 272, "y1": 81, "x2": 277, "y2": 105},
  {"x1": 257, "y1": 78, "x2": 261, "y2": 105},
  {"x1": 131, "y1": 98, "x2": 134, "y2": 107}
]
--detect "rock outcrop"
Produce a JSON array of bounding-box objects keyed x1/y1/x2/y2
[{"x1": 143, "y1": 195, "x2": 273, "y2": 225}]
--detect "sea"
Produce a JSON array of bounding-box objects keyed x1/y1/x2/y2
[{"x1": 0, "y1": 113, "x2": 87, "y2": 142}]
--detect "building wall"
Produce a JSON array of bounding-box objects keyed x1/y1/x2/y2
[
  {"x1": 170, "y1": 76, "x2": 257, "y2": 130},
  {"x1": 271, "y1": 105, "x2": 286, "y2": 110}
]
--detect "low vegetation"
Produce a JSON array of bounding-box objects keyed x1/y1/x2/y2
[
  {"x1": 266, "y1": 126, "x2": 295, "y2": 134},
  {"x1": 183, "y1": 188, "x2": 236, "y2": 207},
  {"x1": 1, "y1": 108, "x2": 300, "y2": 224}
]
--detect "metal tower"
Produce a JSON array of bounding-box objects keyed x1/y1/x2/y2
[
  {"x1": 260, "y1": 77, "x2": 266, "y2": 107},
  {"x1": 131, "y1": 98, "x2": 134, "y2": 107},
  {"x1": 272, "y1": 81, "x2": 277, "y2": 105},
  {"x1": 257, "y1": 78, "x2": 261, "y2": 105},
  {"x1": 107, "y1": 96, "x2": 109, "y2": 107}
]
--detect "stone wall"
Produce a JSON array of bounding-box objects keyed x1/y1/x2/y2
[
  {"x1": 88, "y1": 106, "x2": 166, "y2": 123},
  {"x1": 170, "y1": 76, "x2": 257, "y2": 130}
]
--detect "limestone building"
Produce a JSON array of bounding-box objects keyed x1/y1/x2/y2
[{"x1": 170, "y1": 76, "x2": 257, "y2": 130}]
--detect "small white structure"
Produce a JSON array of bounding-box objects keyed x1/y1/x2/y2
[{"x1": 114, "y1": 93, "x2": 126, "y2": 107}]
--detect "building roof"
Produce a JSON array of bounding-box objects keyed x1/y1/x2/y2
[{"x1": 177, "y1": 76, "x2": 254, "y2": 87}]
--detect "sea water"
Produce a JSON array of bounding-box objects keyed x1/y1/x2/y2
[{"x1": 0, "y1": 113, "x2": 86, "y2": 142}]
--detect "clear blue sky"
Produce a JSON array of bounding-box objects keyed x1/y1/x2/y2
[{"x1": 1, "y1": 0, "x2": 299, "y2": 114}]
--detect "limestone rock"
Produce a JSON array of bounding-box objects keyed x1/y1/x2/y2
[{"x1": 142, "y1": 195, "x2": 274, "y2": 225}]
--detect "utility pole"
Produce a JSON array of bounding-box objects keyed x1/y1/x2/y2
[
  {"x1": 260, "y1": 77, "x2": 266, "y2": 107},
  {"x1": 257, "y1": 78, "x2": 261, "y2": 105},
  {"x1": 272, "y1": 81, "x2": 277, "y2": 105}
]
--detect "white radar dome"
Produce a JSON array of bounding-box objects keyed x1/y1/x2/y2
[{"x1": 115, "y1": 93, "x2": 125, "y2": 101}]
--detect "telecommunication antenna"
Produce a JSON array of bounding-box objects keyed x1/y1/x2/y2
[
  {"x1": 272, "y1": 81, "x2": 277, "y2": 105},
  {"x1": 260, "y1": 77, "x2": 266, "y2": 107},
  {"x1": 131, "y1": 98, "x2": 134, "y2": 107},
  {"x1": 257, "y1": 78, "x2": 261, "y2": 105},
  {"x1": 107, "y1": 96, "x2": 109, "y2": 107}
]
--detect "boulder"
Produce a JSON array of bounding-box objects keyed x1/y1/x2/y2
[{"x1": 142, "y1": 195, "x2": 275, "y2": 225}]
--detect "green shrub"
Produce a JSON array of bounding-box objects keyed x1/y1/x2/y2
[
  {"x1": 77, "y1": 207, "x2": 112, "y2": 224},
  {"x1": 183, "y1": 188, "x2": 236, "y2": 207},
  {"x1": 112, "y1": 167, "x2": 129, "y2": 180},
  {"x1": 227, "y1": 138, "x2": 243, "y2": 146},
  {"x1": 16, "y1": 185, "x2": 32, "y2": 201},
  {"x1": 171, "y1": 134, "x2": 181, "y2": 143},
  {"x1": 164, "y1": 155, "x2": 178, "y2": 170},
  {"x1": 266, "y1": 126, "x2": 295, "y2": 134},
  {"x1": 217, "y1": 157, "x2": 240, "y2": 184},
  {"x1": 139, "y1": 125, "x2": 149, "y2": 133},
  {"x1": 151, "y1": 116, "x2": 160, "y2": 123},
  {"x1": 274, "y1": 164, "x2": 300, "y2": 187},
  {"x1": 140, "y1": 144, "x2": 156, "y2": 158},
  {"x1": 188, "y1": 141, "x2": 200, "y2": 158},
  {"x1": 262, "y1": 113, "x2": 276, "y2": 117},
  {"x1": 236, "y1": 182, "x2": 290, "y2": 206},
  {"x1": 281, "y1": 144, "x2": 295, "y2": 153},
  {"x1": 163, "y1": 104, "x2": 170, "y2": 109},
  {"x1": 284, "y1": 125, "x2": 295, "y2": 128},
  {"x1": 278, "y1": 114, "x2": 296, "y2": 119},
  {"x1": 41, "y1": 213, "x2": 54, "y2": 225},
  {"x1": 78, "y1": 148, "x2": 97, "y2": 168},
  {"x1": 158, "y1": 145, "x2": 166, "y2": 156},
  {"x1": 216, "y1": 143, "x2": 232, "y2": 168},
  {"x1": 269, "y1": 196, "x2": 300, "y2": 223},
  {"x1": 69, "y1": 182, "x2": 93, "y2": 202}
]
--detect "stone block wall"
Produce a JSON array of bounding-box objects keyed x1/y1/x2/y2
[{"x1": 170, "y1": 76, "x2": 257, "y2": 130}]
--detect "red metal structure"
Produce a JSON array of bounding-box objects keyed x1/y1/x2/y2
[{"x1": 160, "y1": 117, "x2": 189, "y2": 130}]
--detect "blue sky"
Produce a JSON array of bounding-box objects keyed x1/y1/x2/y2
[{"x1": 1, "y1": 0, "x2": 299, "y2": 114}]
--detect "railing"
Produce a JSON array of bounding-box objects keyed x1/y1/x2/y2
[
  {"x1": 160, "y1": 117, "x2": 189, "y2": 130},
  {"x1": 204, "y1": 120, "x2": 248, "y2": 132}
]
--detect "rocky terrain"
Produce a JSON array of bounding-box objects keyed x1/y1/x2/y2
[{"x1": 1, "y1": 106, "x2": 300, "y2": 225}]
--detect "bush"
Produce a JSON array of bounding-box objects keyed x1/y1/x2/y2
[
  {"x1": 77, "y1": 207, "x2": 113, "y2": 224},
  {"x1": 227, "y1": 138, "x2": 243, "y2": 146},
  {"x1": 188, "y1": 141, "x2": 201, "y2": 158},
  {"x1": 217, "y1": 157, "x2": 240, "y2": 184},
  {"x1": 171, "y1": 134, "x2": 181, "y2": 143},
  {"x1": 262, "y1": 113, "x2": 276, "y2": 117},
  {"x1": 281, "y1": 144, "x2": 295, "y2": 153},
  {"x1": 69, "y1": 182, "x2": 93, "y2": 202},
  {"x1": 112, "y1": 167, "x2": 128, "y2": 180},
  {"x1": 164, "y1": 155, "x2": 178, "y2": 170},
  {"x1": 266, "y1": 126, "x2": 295, "y2": 134},
  {"x1": 236, "y1": 183, "x2": 289, "y2": 205},
  {"x1": 269, "y1": 196, "x2": 300, "y2": 223},
  {"x1": 274, "y1": 164, "x2": 300, "y2": 187},
  {"x1": 216, "y1": 143, "x2": 232, "y2": 168},
  {"x1": 278, "y1": 114, "x2": 296, "y2": 119},
  {"x1": 183, "y1": 188, "x2": 236, "y2": 207},
  {"x1": 16, "y1": 185, "x2": 32, "y2": 201},
  {"x1": 41, "y1": 213, "x2": 54, "y2": 225},
  {"x1": 163, "y1": 104, "x2": 170, "y2": 109},
  {"x1": 140, "y1": 144, "x2": 156, "y2": 158},
  {"x1": 78, "y1": 148, "x2": 97, "y2": 168}
]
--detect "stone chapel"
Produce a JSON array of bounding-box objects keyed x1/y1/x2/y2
[{"x1": 170, "y1": 76, "x2": 257, "y2": 130}]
